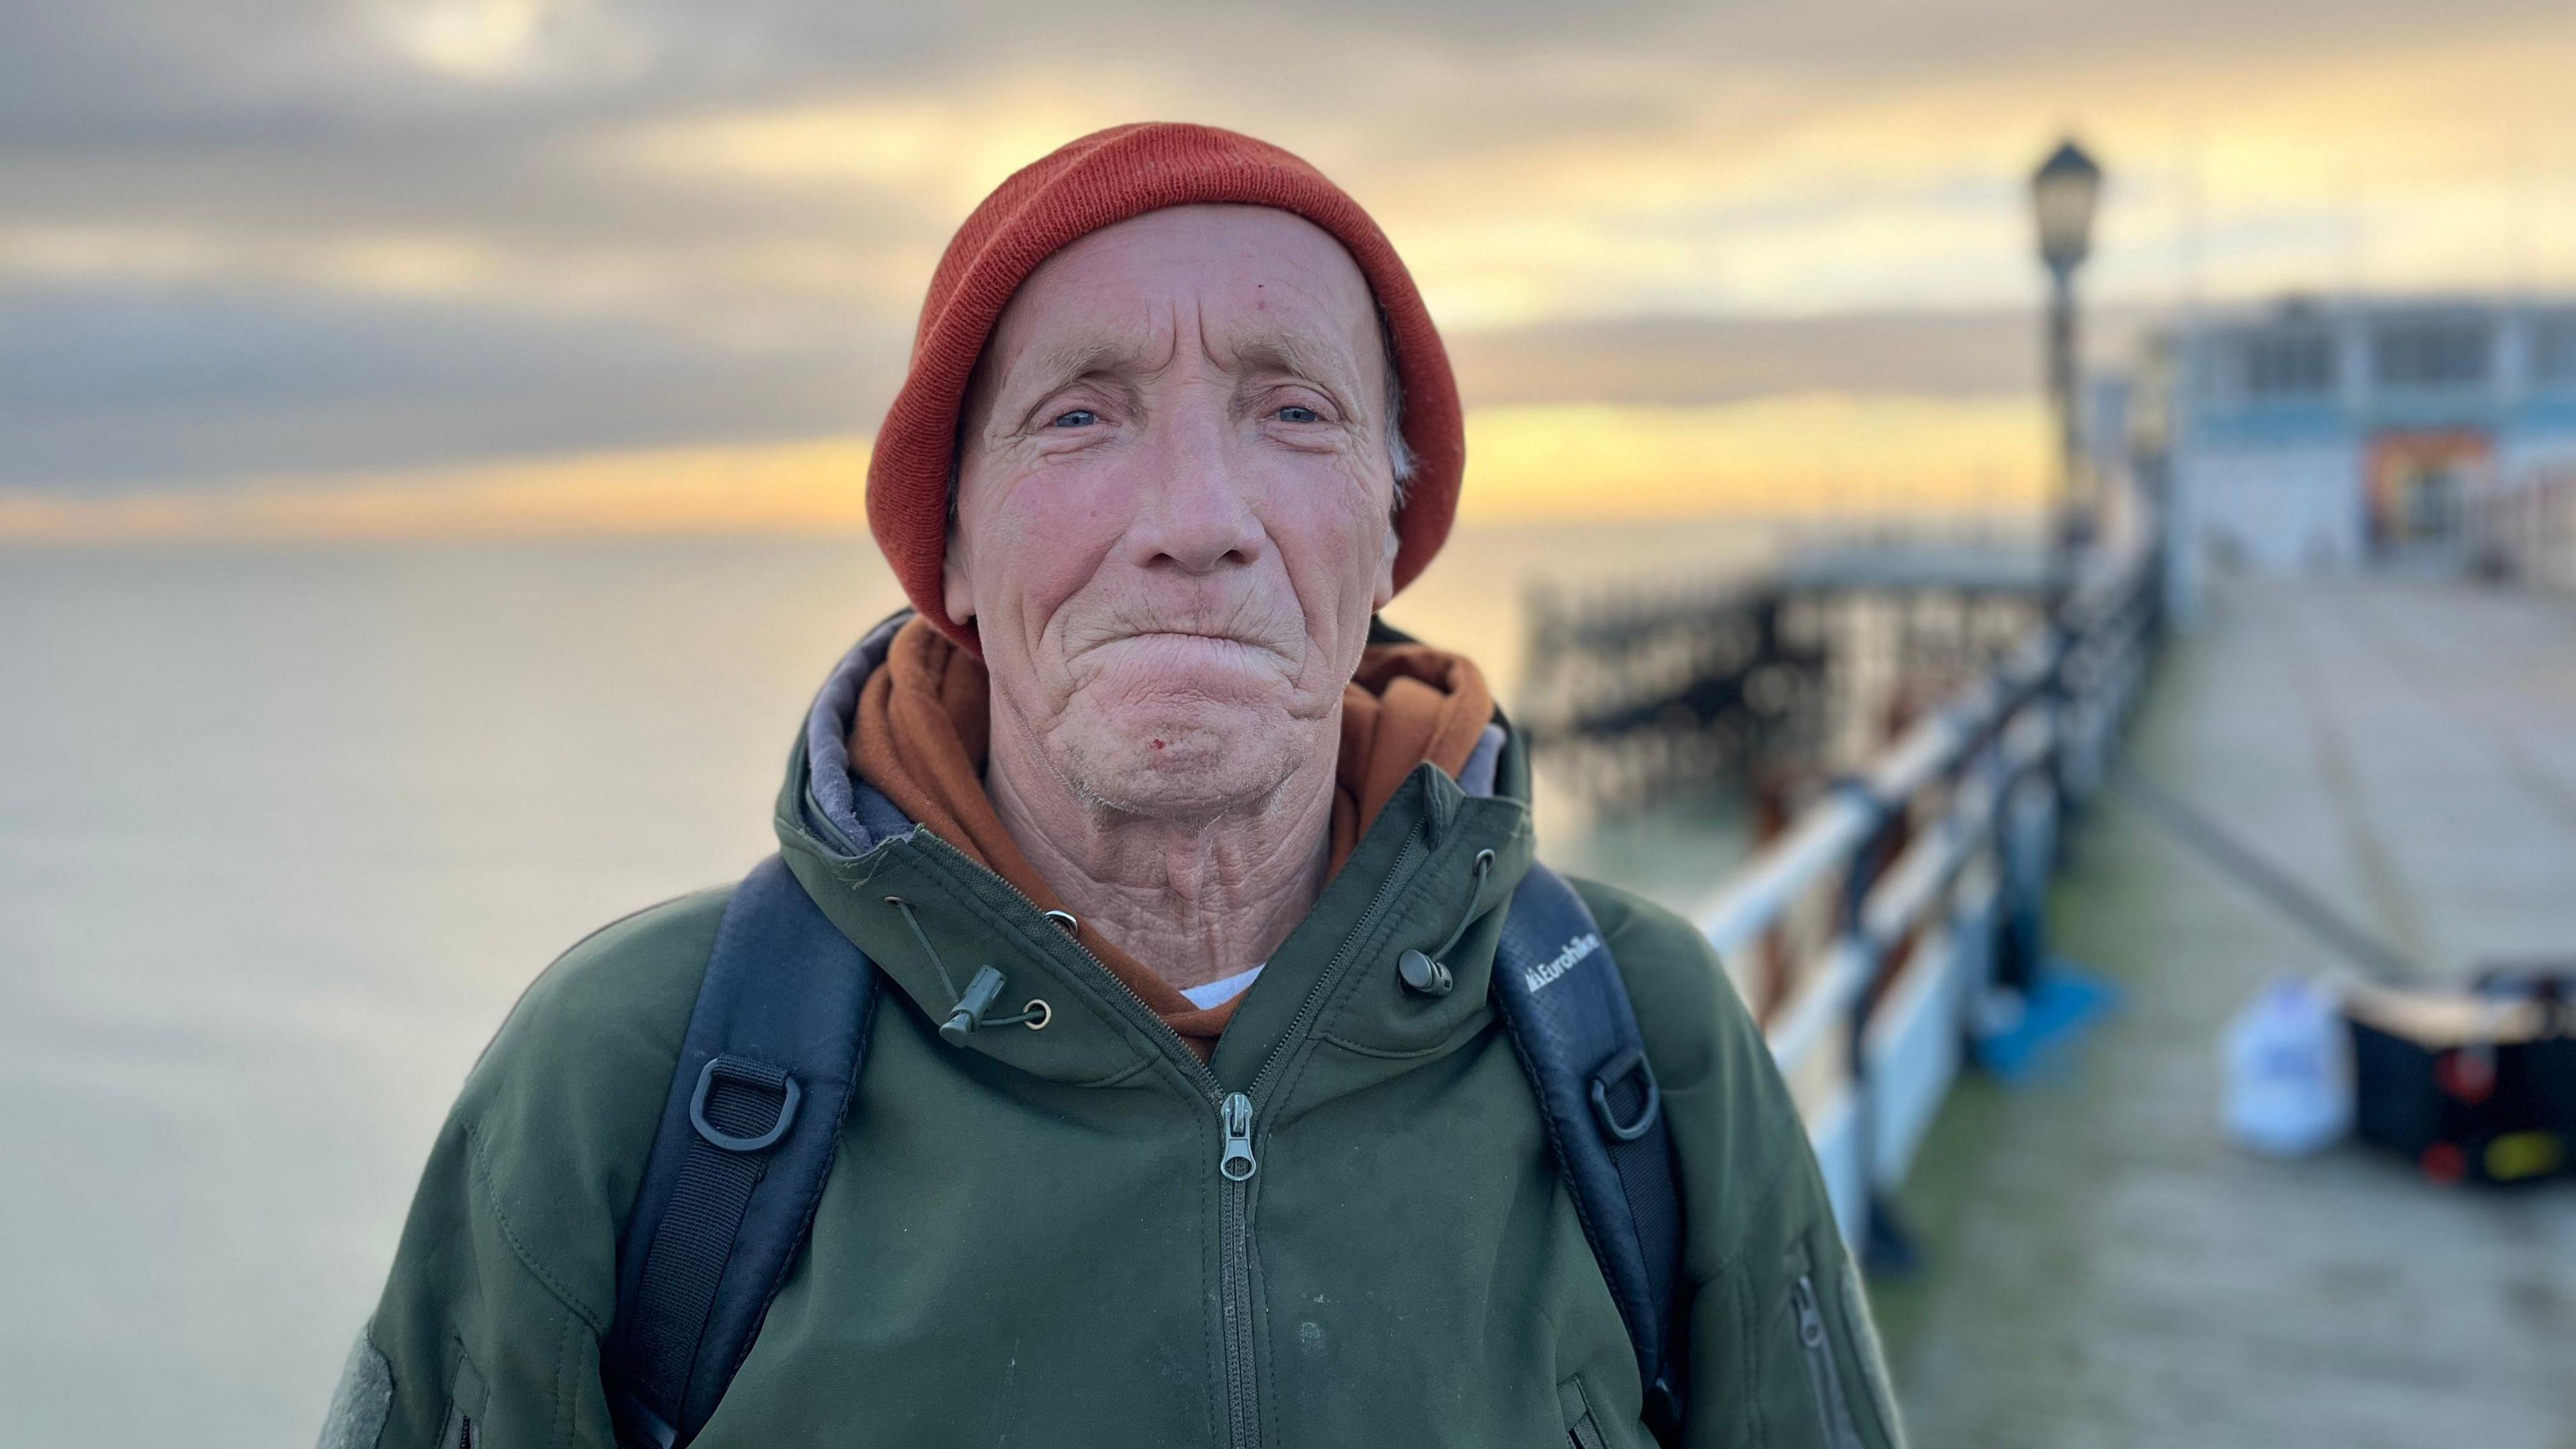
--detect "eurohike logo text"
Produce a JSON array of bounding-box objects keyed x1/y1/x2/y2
[{"x1": 1523, "y1": 932, "x2": 1603, "y2": 994}]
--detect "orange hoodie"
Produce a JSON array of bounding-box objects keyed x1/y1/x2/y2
[{"x1": 850, "y1": 617, "x2": 1493, "y2": 1058}]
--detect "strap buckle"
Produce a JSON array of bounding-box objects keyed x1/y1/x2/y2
[
  {"x1": 1588, "y1": 1046, "x2": 1662, "y2": 1142},
  {"x1": 689, "y1": 1055, "x2": 800, "y2": 1153}
]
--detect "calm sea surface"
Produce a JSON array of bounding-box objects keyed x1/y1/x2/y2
[{"x1": 0, "y1": 523, "x2": 1767, "y2": 1446}]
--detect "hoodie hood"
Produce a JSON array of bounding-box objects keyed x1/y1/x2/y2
[
  {"x1": 771, "y1": 611, "x2": 1534, "y2": 1089},
  {"x1": 789, "y1": 610, "x2": 1510, "y2": 863},
  {"x1": 837, "y1": 616, "x2": 1503, "y2": 1055}
]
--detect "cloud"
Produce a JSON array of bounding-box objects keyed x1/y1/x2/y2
[
  {"x1": 0, "y1": 393, "x2": 2045, "y2": 541},
  {"x1": 1447, "y1": 308, "x2": 2158, "y2": 409},
  {"x1": 0, "y1": 285, "x2": 900, "y2": 488},
  {"x1": 0, "y1": 435, "x2": 874, "y2": 542},
  {"x1": 5, "y1": 0, "x2": 2575, "y2": 502},
  {"x1": 1, "y1": 275, "x2": 2098, "y2": 493},
  {"x1": 1460, "y1": 395, "x2": 2051, "y2": 522}
]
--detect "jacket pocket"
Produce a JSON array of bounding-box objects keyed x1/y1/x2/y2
[
  {"x1": 1785, "y1": 1244, "x2": 1866, "y2": 1449},
  {"x1": 1558, "y1": 1373, "x2": 1613, "y2": 1449},
  {"x1": 441, "y1": 1342, "x2": 488, "y2": 1449}
]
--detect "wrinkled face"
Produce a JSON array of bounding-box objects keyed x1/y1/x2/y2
[{"x1": 945, "y1": 205, "x2": 1402, "y2": 820}]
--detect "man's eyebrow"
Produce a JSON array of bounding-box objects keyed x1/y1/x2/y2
[
  {"x1": 1230, "y1": 333, "x2": 1360, "y2": 390},
  {"x1": 999, "y1": 330, "x2": 1362, "y2": 411},
  {"x1": 1014, "y1": 338, "x2": 1149, "y2": 395}
]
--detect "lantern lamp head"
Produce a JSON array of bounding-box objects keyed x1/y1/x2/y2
[{"x1": 2031, "y1": 139, "x2": 2102, "y2": 280}]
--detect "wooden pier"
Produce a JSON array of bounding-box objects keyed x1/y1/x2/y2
[{"x1": 1873, "y1": 576, "x2": 2576, "y2": 1447}]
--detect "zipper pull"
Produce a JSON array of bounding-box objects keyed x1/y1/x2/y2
[
  {"x1": 1792, "y1": 1275, "x2": 1827, "y2": 1347},
  {"x1": 1218, "y1": 1091, "x2": 1258, "y2": 1181}
]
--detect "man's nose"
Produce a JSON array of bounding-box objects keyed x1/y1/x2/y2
[{"x1": 1125, "y1": 407, "x2": 1265, "y2": 576}]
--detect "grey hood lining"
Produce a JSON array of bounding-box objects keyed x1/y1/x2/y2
[
  {"x1": 1458, "y1": 722, "x2": 1507, "y2": 800},
  {"x1": 800, "y1": 610, "x2": 919, "y2": 855}
]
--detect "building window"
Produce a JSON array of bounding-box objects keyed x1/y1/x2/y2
[
  {"x1": 2371, "y1": 316, "x2": 2490, "y2": 389},
  {"x1": 2239, "y1": 331, "x2": 2335, "y2": 400},
  {"x1": 2534, "y1": 315, "x2": 2576, "y2": 387}
]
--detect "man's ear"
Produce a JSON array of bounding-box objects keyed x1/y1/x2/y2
[
  {"x1": 943, "y1": 375, "x2": 990, "y2": 631},
  {"x1": 942, "y1": 510, "x2": 976, "y2": 631},
  {"x1": 1372, "y1": 511, "x2": 1400, "y2": 612}
]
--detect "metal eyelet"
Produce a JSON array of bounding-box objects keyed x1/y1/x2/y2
[
  {"x1": 1042, "y1": 910, "x2": 1079, "y2": 934},
  {"x1": 1022, "y1": 999, "x2": 1052, "y2": 1030}
]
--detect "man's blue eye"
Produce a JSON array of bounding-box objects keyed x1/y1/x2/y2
[
  {"x1": 1051, "y1": 409, "x2": 1097, "y2": 428},
  {"x1": 1275, "y1": 406, "x2": 1320, "y2": 423}
]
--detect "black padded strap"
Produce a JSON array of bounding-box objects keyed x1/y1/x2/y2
[
  {"x1": 1492, "y1": 865, "x2": 1690, "y2": 1443},
  {"x1": 619, "y1": 1057, "x2": 791, "y2": 1442},
  {"x1": 606, "y1": 855, "x2": 880, "y2": 1448}
]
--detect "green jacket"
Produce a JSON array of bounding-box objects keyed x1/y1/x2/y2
[{"x1": 329, "y1": 623, "x2": 1904, "y2": 1449}]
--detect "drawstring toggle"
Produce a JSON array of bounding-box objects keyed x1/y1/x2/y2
[
  {"x1": 1399, "y1": 849, "x2": 1497, "y2": 999},
  {"x1": 942, "y1": 966, "x2": 1010, "y2": 1041},
  {"x1": 888, "y1": 895, "x2": 1051, "y2": 1043},
  {"x1": 938, "y1": 965, "x2": 1052, "y2": 1040}
]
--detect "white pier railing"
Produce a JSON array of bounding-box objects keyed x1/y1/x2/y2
[{"x1": 1696, "y1": 538, "x2": 2162, "y2": 1249}]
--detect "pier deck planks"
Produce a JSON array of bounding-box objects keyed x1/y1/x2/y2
[{"x1": 1872, "y1": 576, "x2": 2576, "y2": 1448}]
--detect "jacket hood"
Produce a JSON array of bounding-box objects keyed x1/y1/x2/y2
[
  {"x1": 771, "y1": 610, "x2": 1536, "y2": 1092},
  {"x1": 789, "y1": 609, "x2": 1517, "y2": 863}
]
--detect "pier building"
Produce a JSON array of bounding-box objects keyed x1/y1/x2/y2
[{"x1": 2155, "y1": 295, "x2": 2576, "y2": 617}]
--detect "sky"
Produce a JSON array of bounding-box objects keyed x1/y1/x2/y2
[{"x1": 5, "y1": 0, "x2": 2575, "y2": 538}]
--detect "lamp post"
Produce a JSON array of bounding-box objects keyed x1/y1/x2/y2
[{"x1": 2031, "y1": 138, "x2": 2102, "y2": 606}]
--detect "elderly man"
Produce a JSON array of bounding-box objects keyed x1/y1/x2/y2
[{"x1": 329, "y1": 124, "x2": 1902, "y2": 1449}]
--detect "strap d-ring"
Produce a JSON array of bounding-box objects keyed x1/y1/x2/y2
[
  {"x1": 690, "y1": 1055, "x2": 801, "y2": 1153},
  {"x1": 1588, "y1": 1046, "x2": 1662, "y2": 1142}
]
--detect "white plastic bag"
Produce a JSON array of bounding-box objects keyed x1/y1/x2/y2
[{"x1": 2219, "y1": 976, "x2": 2353, "y2": 1156}]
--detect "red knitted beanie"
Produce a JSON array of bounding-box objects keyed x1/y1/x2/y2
[{"x1": 865, "y1": 121, "x2": 1465, "y2": 649}]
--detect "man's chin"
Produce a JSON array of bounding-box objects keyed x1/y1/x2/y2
[{"x1": 1053, "y1": 700, "x2": 1308, "y2": 818}]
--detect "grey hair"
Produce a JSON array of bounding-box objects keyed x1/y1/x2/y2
[
  {"x1": 947, "y1": 305, "x2": 1416, "y2": 523},
  {"x1": 1379, "y1": 302, "x2": 1415, "y2": 509}
]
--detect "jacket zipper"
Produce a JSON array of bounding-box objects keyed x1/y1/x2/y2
[
  {"x1": 1217, "y1": 1089, "x2": 1260, "y2": 1449},
  {"x1": 1792, "y1": 1273, "x2": 1866, "y2": 1449},
  {"x1": 1209, "y1": 820, "x2": 1426, "y2": 1449},
  {"x1": 916, "y1": 820, "x2": 1432, "y2": 1449}
]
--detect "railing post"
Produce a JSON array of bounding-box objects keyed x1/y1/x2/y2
[
  {"x1": 1836, "y1": 782, "x2": 1921, "y2": 1275},
  {"x1": 1993, "y1": 692, "x2": 2058, "y2": 1001}
]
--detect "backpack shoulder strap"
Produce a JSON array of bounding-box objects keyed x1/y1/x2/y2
[
  {"x1": 1491, "y1": 863, "x2": 1690, "y2": 1442},
  {"x1": 604, "y1": 853, "x2": 882, "y2": 1448}
]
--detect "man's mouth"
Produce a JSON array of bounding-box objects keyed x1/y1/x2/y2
[{"x1": 1081, "y1": 627, "x2": 1287, "y2": 665}]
